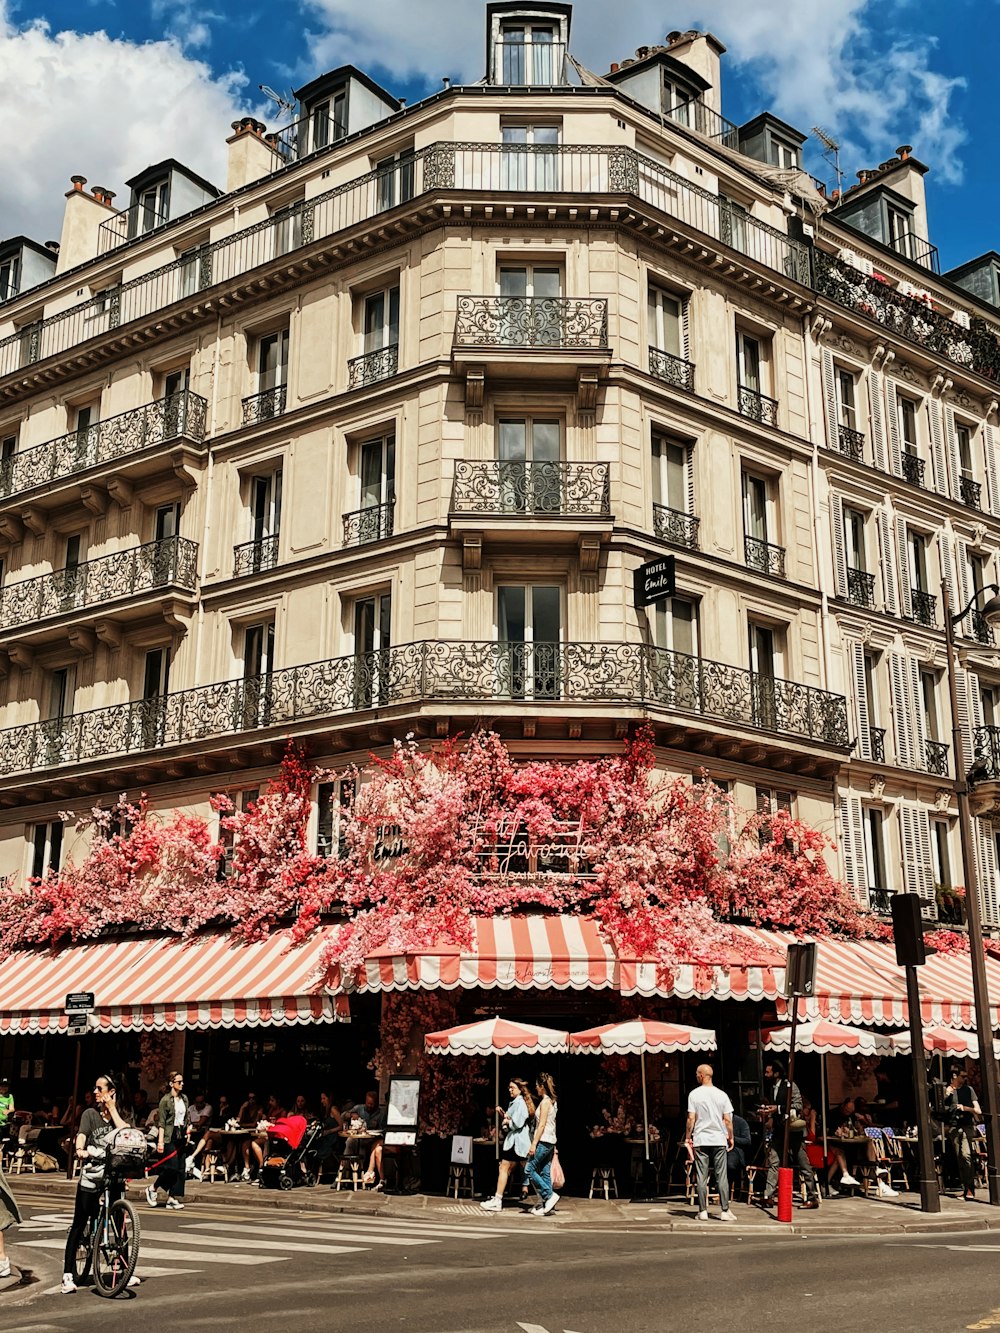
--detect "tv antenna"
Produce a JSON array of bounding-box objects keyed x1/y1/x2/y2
[
  {"x1": 812, "y1": 125, "x2": 843, "y2": 197},
  {"x1": 259, "y1": 84, "x2": 297, "y2": 122}
]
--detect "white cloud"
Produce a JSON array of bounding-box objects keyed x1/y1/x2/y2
[
  {"x1": 0, "y1": 3, "x2": 256, "y2": 240},
  {"x1": 150, "y1": 0, "x2": 222, "y2": 52}
]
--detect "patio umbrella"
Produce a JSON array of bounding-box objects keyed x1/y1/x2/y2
[
  {"x1": 424, "y1": 1017, "x2": 570, "y2": 1159},
  {"x1": 888, "y1": 1024, "x2": 1000, "y2": 1060},
  {"x1": 569, "y1": 1019, "x2": 717, "y2": 1159}
]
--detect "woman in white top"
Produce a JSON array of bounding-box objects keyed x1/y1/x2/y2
[{"x1": 523, "y1": 1072, "x2": 559, "y2": 1215}]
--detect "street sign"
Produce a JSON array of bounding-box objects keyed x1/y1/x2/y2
[
  {"x1": 65, "y1": 991, "x2": 94, "y2": 1012},
  {"x1": 65, "y1": 1013, "x2": 89, "y2": 1035},
  {"x1": 633, "y1": 556, "x2": 676, "y2": 608}
]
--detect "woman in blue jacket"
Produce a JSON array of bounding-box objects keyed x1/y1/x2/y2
[{"x1": 480, "y1": 1078, "x2": 534, "y2": 1212}]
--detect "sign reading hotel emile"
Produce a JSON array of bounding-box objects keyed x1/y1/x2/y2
[{"x1": 633, "y1": 556, "x2": 676, "y2": 608}]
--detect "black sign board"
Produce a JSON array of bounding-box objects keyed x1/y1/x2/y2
[
  {"x1": 633, "y1": 556, "x2": 676, "y2": 608},
  {"x1": 65, "y1": 992, "x2": 95, "y2": 1011},
  {"x1": 66, "y1": 1013, "x2": 89, "y2": 1035}
]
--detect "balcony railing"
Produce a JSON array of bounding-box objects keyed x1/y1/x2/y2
[
  {"x1": 960, "y1": 476, "x2": 982, "y2": 510},
  {"x1": 242, "y1": 384, "x2": 287, "y2": 426},
  {"x1": 869, "y1": 725, "x2": 887, "y2": 763},
  {"x1": 0, "y1": 142, "x2": 810, "y2": 385},
  {"x1": 0, "y1": 536, "x2": 197, "y2": 632},
  {"x1": 847, "y1": 567, "x2": 876, "y2": 608},
  {"x1": 814, "y1": 251, "x2": 1000, "y2": 387},
  {"x1": 451, "y1": 461, "x2": 610, "y2": 517},
  {"x1": 738, "y1": 385, "x2": 779, "y2": 427},
  {"x1": 910, "y1": 589, "x2": 936, "y2": 626},
  {"x1": 233, "y1": 536, "x2": 279, "y2": 578},
  {"x1": 648, "y1": 346, "x2": 695, "y2": 391},
  {"x1": 348, "y1": 344, "x2": 398, "y2": 389},
  {"x1": 0, "y1": 640, "x2": 850, "y2": 777},
  {"x1": 343, "y1": 500, "x2": 395, "y2": 546},
  {"x1": 836, "y1": 424, "x2": 865, "y2": 460},
  {"x1": 266, "y1": 110, "x2": 346, "y2": 167},
  {"x1": 652, "y1": 504, "x2": 700, "y2": 550},
  {"x1": 454, "y1": 296, "x2": 608, "y2": 350},
  {"x1": 868, "y1": 887, "x2": 893, "y2": 916},
  {"x1": 97, "y1": 203, "x2": 170, "y2": 255},
  {"x1": 901, "y1": 452, "x2": 925, "y2": 487},
  {"x1": 490, "y1": 39, "x2": 568, "y2": 85},
  {"x1": 973, "y1": 726, "x2": 1000, "y2": 780},
  {"x1": 969, "y1": 608, "x2": 995, "y2": 646},
  {"x1": 889, "y1": 230, "x2": 941, "y2": 274},
  {"x1": 666, "y1": 98, "x2": 740, "y2": 149},
  {"x1": 925, "y1": 738, "x2": 950, "y2": 776},
  {"x1": 0, "y1": 390, "x2": 207, "y2": 503},
  {"x1": 744, "y1": 534, "x2": 786, "y2": 578}
]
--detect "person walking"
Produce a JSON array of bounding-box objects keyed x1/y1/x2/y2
[
  {"x1": 147, "y1": 1071, "x2": 189, "y2": 1210},
  {"x1": 524, "y1": 1072, "x2": 559, "y2": 1216},
  {"x1": 685, "y1": 1064, "x2": 737, "y2": 1221},
  {"x1": 945, "y1": 1066, "x2": 981, "y2": 1200},
  {"x1": 480, "y1": 1078, "x2": 534, "y2": 1212},
  {"x1": 761, "y1": 1059, "x2": 819, "y2": 1209},
  {"x1": 0, "y1": 1147, "x2": 20, "y2": 1282},
  {"x1": 61, "y1": 1073, "x2": 134, "y2": 1294}
]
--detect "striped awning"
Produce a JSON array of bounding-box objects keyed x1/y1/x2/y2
[{"x1": 0, "y1": 928, "x2": 348, "y2": 1034}]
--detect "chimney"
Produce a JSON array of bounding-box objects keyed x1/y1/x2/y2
[
  {"x1": 441, "y1": 76, "x2": 451, "y2": 89},
  {"x1": 225, "y1": 116, "x2": 274, "y2": 192},
  {"x1": 57, "y1": 174, "x2": 118, "y2": 272},
  {"x1": 661, "y1": 30, "x2": 727, "y2": 115}
]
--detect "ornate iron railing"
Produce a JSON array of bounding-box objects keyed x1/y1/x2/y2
[
  {"x1": 454, "y1": 296, "x2": 608, "y2": 349},
  {"x1": 97, "y1": 202, "x2": 169, "y2": 255},
  {"x1": 0, "y1": 390, "x2": 207, "y2": 503},
  {"x1": 836, "y1": 424, "x2": 865, "y2": 460},
  {"x1": 960, "y1": 476, "x2": 982, "y2": 510},
  {"x1": 868, "y1": 886, "x2": 893, "y2": 916},
  {"x1": 814, "y1": 251, "x2": 1000, "y2": 386},
  {"x1": 451, "y1": 461, "x2": 610, "y2": 517},
  {"x1": 266, "y1": 110, "x2": 346, "y2": 166},
  {"x1": 652, "y1": 504, "x2": 700, "y2": 549},
  {"x1": 0, "y1": 142, "x2": 809, "y2": 384},
  {"x1": 870, "y1": 725, "x2": 887, "y2": 763},
  {"x1": 490, "y1": 39, "x2": 569, "y2": 85},
  {"x1": 233, "y1": 536, "x2": 279, "y2": 577},
  {"x1": 847, "y1": 567, "x2": 876, "y2": 608},
  {"x1": 241, "y1": 384, "x2": 287, "y2": 426},
  {"x1": 648, "y1": 346, "x2": 695, "y2": 391},
  {"x1": 348, "y1": 344, "x2": 398, "y2": 389},
  {"x1": 343, "y1": 500, "x2": 395, "y2": 546},
  {"x1": 744, "y1": 534, "x2": 786, "y2": 578},
  {"x1": 0, "y1": 536, "x2": 197, "y2": 632},
  {"x1": 910, "y1": 588, "x2": 936, "y2": 626},
  {"x1": 738, "y1": 385, "x2": 779, "y2": 427},
  {"x1": 889, "y1": 230, "x2": 941, "y2": 274},
  {"x1": 0, "y1": 640, "x2": 850, "y2": 776},
  {"x1": 901, "y1": 452, "x2": 925, "y2": 487},
  {"x1": 969, "y1": 608, "x2": 995, "y2": 646},
  {"x1": 973, "y1": 725, "x2": 1000, "y2": 780},
  {"x1": 925, "y1": 738, "x2": 950, "y2": 776}
]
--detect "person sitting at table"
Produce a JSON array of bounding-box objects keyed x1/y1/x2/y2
[
  {"x1": 236, "y1": 1091, "x2": 261, "y2": 1128},
  {"x1": 350, "y1": 1090, "x2": 385, "y2": 1131},
  {"x1": 827, "y1": 1096, "x2": 897, "y2": 1197},
  {"x1": 241, "y1": 1094, "x2": 286, "y2": 1181},
  {"x1": 314, "y1": 1092, "x2": 342, "y2": 1173},
  {"x1": 188, "y1": 1091, "x2": 213, "y2": 1136},
  {"x1": 189, "y1": 1094, "x2": 234, "y2": 1179},
  {"x1": 289, "y1": 1093, "x2": 311, "y2": 1119}
]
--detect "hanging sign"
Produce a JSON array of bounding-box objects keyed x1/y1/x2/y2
[{"x1": 633, "y1": 556, "x2": 676, "y2": 608}]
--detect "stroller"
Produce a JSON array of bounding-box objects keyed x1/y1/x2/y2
[{"x1": 258, "y1": 1115, "x2": 322, "y2": 1190}]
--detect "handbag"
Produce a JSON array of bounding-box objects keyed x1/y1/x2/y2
[
  {"x1": 551, "y1": 1149, "x2": 565, "y2": 1190},
  {"x1": 788, "y1": 1116, "x2": 807, "y2": 1134}
]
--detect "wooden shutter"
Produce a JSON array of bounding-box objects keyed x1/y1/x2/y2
[
  {"x1": 944, "y1": 407, "x2": 962, "y2": 502},
  {"x1": 889, "y1": 651, "x2": 913, "y2": 767},
  {"x1": 839, "y1": 795, "x2": 867, "y2": 899},
  {"x1": 831, "y1": 492, "x2": 848, "y2": 598},
  {"x1": 867, "y1": 369, "x2": 888, "y2": 472},
  {"x1": 686, "y1": 446, "x2": 696, "y2": 518},
  {"x1": 895, "y1": 514, "x2": 912, "y2": 619},
  {"x1": 906, "y1": 654, "x2": 928, "y2": 770},
  {"x1": 939, "y1": 529, "x2": 956, "y2": 613},
  {"x1": 953, "y1": 665, "x2": 982, "y2": 779},
  {"x1": 955, "y1": 536, "x2": 974, "y2": 624},
  {"x1": 850, "y1": 640, "x2": 872, "y2": 759},
  {"x1": 984, "y1": 422, "x2": 1000, "y2": 518},
  {"x1": 899, "y1": 802, "x2": 936, "y2": 912},
  {"x1": 975, "y1": 822, "x2": 1000, "y2": 927},
  {"x1": 822, "y1": 349, "x2": 839, "y2": 451},
  {"x1": 885, "y1": 377, "x2": 903, "y2": 477},
  {"x1": 929, "y1": 399, "x2": 949, "y2": 497},
  {"x1": 878, "y1": 507, "x2": 899, "y2": 615}
]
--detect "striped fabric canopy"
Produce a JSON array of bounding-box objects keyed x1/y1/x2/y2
[{"x1": 425, "y1": 1017, "x2": 570, "y2": 1056}]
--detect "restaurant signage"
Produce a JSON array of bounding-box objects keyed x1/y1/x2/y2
[{"x1": 633, "y1": 556, "x2": 676, "y2": 608}]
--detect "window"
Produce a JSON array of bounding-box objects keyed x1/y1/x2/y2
[
  {"x1": 138, "y1": 179, "x2": 169, "y2": 233},
  {"x1": 648, "y1": 286, "x2": 684, "y2": 360},
  {"x1": 0, "y1": 432, "x2": 14, "y2": 493},
  {"x1": 982, "y1": 684, "x2": 1000, "y2": 728},
  {"x1": 140, "y1": 647, "x2": 170, "y2": 747},
  {"x1": 315, "y1": 776, "x2": 355, "y2": 857},
  {"x1": 257, "y1": 329, "x2": 289, "y2": 396},
  {"x1": 353, "y1": 434, "x2": 395, "y2": 541},
  {"x1": 218, "y1": 787, "x2": 260, "y2": 878},
  {"x1": 863, "y1": 807, "x2": 888, "y2": 905},
  {"x1": 376, "y1": 149, "x2": 416, "y2": 211},
  {"x1": 736, "y1": 329, "x2": 763, "y2": 394},
  {"x1": 499, "y1": 263, "x2": 562, "y2": 344},
  {"x1": 0, "y1": 253, "x2": 19, "y2": 301},
  {"x1": 500, "y1": 123, "x2": 560, "y2": 190},
  {"x1": 309, "y1": 92, "x2": 346, "y2": 150},
  {"x1": 73, "y1": 402, "x2": 100, "y2": 467},
  {"x1": 756, "y1": 788, "x2": 793, "y2": 815},
  {"x1": 749, "y1": 620, "x2": 780, "y2": 728},
  {"x1": 250, "y1": 470, "x2": 282, "y2": 547},
  {"x1": 48, "y1": 665, "x2": 75, "y2": 722},
  {"x1": 353, "y1": 592, "x2": 392, "y2": 708},
  {"x1": 363, "y1": 286, "x2": 400, "y2": 355},
  {"x1": 29, "y1": 821, "x2": 63, "y2": 881},
  {"x1": 154, "y1": 502, "x2": 181, "y2": 544},
  {"x1": 273, "y1": 203, "x2": 303, "y2": 258},
  {"x1": 721, "y1": 195, "x2": 749, "y2": 254},
  {"x1": 654, "y1": 596, "x2": 698, "y2": 656},
  {"x1": 844, "y1": 506, "x2": 867, "y2": 572},
  {"x1": 741, "y1": 470, "x2": 778, "y2": 565},
  {"x1": 957, "y1": 423, "x2": 974, "y2": 480},
  {"x1": 919, "y1": 668, "x2": 940, "y2": 741},
  {"x1": 496, "y1": 417, "x2": 560, "y2": 512},
  {"x1": 178, "y1": 242, "x2": 211, "y2": 298},
  {"x1": 908, "y1": 529, "x2": 928, "y2": 594},
  {"x1": 662, "y1": 76, "x2": 697, "y2": 124},
  {"x1": 887, "y1": 205, "x2": 913, "y2": 257},
  {"x1": 836, "y1": 368, "x2": 858, "y2": 431},
  {"x1": 497, "y1": 584, "x2": 561, "y2": 700},
  {"x1": 496, "y1": 23, "x2": 559, "y2": 84},
  {"x1": 770, "y1": 140, "x2": 798, "y2": 171},
  {"x1": 898, "y1": 396, "x2": 918, "y2": 453},
  {"x1": 651, "y1": 433, "x2": 688, "y2": 513},
  {"x1": 242, "y1": 620, "x2": 275, "y2": 726},
  {"x1": 60, "y1": 533, "x2": 84, "y2": 611},
  {"x1": 930, "y1": 817, "x2": 951, "y2": 888}
]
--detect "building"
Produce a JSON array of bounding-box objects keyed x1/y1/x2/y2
[{"x1": 0, "y1": 2, "x2": 998, "y2": 1104}]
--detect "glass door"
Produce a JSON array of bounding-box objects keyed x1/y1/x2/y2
[
  {"x1": 242, "y1": 621, "x2": 275, "y2": 728},
  {"x1": 497, "y1": 584, "x2": 561, "y2": 699},
  {"x1": 749, "y1": 620, "x2": 778, "y2": 730},
  {"x1": 354, "y1": 592, "x2": 391, "y2": 708},
  {"x1": 498, "y1": 419, "x2": 560, "y2": 513}
]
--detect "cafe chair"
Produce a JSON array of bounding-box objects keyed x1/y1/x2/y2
[
  {"x1": 589, "y1": 1165, "x2": 618, "y2": 1199},
  {"x1": 446, "y1": 1163, "x2": 474, "y2": 1198},
  {"x1": 334, "y1": 1155, "x2": 365, "y2": 1191},
  {"x1": 204, "y1": 1149, "x2": 226, "y2": 1183},
  {"x1": 878, "y1": 1127, "x2": 911, "y2": 1191}
]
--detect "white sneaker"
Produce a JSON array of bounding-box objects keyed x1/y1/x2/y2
[
  {"x1": 542, "y1": 1192, "x2": 559, "y2": 1215},
  {"x1": 479, "y1": 1196, "x2": 502, "y2": 1211},
  {"x1": 190, "y1": 1165, "x2": 202, "y2": 1181},
  {"x1": 127, "y1": 1275, "x2": 141, "y2": 1287},
  {"x1": 240, "y1": 1168, "x2": 251, "y2": 1182},
  {"x1": 145, "y1": 1184, "x2": 157, "y2": 1207},
  {"x1": 529, "y1": 1204, "x2": 545, "y2": 1215},
  {"x1": 839, "y1": 1172, "x2": 860, "y2": 1187},
  {"x1": 61, "y1": 1274, "x2": 77, "y2": 1294},
  {"x1": 876, "y1": 1182, "x2": 899, "y2": 1198},
  {"x1": 697, "y1": 1209, "x2": 709, "y2": 1220},
  {"x1": 165, "y1": 1198, "x2": 184, "y2": 1210},
  {"x1": 719, "y1": 1209, "x2": 737, "y2": 1221},
  {"x1": 0, "y1": 1259, "x2": 10, "y2": 1279}
]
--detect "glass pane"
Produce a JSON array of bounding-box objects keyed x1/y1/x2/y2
[
  {"x1": 671, "y1": 599, "x2": 695, "y2": 657},
  {"x1": 531, "y1": 586, "x2": 561, "y2": 642},
  {"x1": 530, "y1": 420, "x2": 560, "y2": 462},
  {"x1": 364, "y1": 294, "x2": 384, "y2": 351},
  {"x1": 378, "y1": 592, "x2": 391, "y2": 649},
  {"x1": 500, "y1": 267, "x2": 527, "y2": 298},
  {"x1": 354, "y1": 599, "x2": 375, "y2": 655},
  {"x1": 665, "y1": 443, "x2": 686, "y2": 510},
  {"x1": 531, "y1": 268, "x2": 561, "y2": 299},
  {"x1": 361, "y1": 441, "x2": 383, "y2": 506},
  {"x1": 498, "y1": 421, "x2": 526, "y2": 462},
  {"x1": 388, "y1": 287, "x2": 400, "y2": 345},
  {"x1": 498, "y1": 586, "x2": 525, "y2": 643}
]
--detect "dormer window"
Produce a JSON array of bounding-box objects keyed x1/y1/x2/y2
[
  {"x1": 663, "y1": 75, "x2": 701, "y2": 125},
  {"x1": 138, "y1": 178, "x2": 169, "y2": 234},
  {"x1": 0, "y1": 253, "x2": 19, "y2": 302},
  {"x1": 486, "y1": 4, "x2": 570, "y2": 86},
  {"x1": 309, "y1": 92, "x2": 346, "y2": 151}
]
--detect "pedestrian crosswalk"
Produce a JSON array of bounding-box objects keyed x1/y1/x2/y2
[{"x1": 16, "y1": 1209, "x2": 508, "y2": 1280}]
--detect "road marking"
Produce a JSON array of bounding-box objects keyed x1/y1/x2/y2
[
  {"x1": 259, "y1": 1218, "x2": 509, "y2": 1239},
  {"x1": 18, "y1": 1237, "x2": 290, "y2": 1265},
  {"x1": 968, "y1": 1311, "x2": 1000, "y2": 1330},
  {"x1": 185, "y1": 1221, "x2": 434, "y2": 1247},
  {"x1": 515, "y1": 1324, "x2": 584, "y2": 1333}
]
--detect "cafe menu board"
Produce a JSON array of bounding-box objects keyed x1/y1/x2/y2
[{"x1": 385, "y1": 1075, "x2": 420, "y2": 1146}]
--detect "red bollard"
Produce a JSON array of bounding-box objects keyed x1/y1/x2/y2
[{"x1": 776, "y1": 1166, "x2": 794, "y2": 1222}]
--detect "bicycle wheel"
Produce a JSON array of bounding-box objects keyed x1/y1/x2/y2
[
  {"x1": 92, "y1": 1197, "x2": 140, "y2": 1297},
  {"x1": 71, "y1": 1220, "x2": 93, "y2": 1286}
]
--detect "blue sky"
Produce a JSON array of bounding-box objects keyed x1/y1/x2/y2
[{"x1": 0, "y1": 0, "x2": 994, "y2": 273}]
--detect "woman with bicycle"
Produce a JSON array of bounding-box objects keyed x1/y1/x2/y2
[{"x1": 62, "y1": 1073, "x2": 135, "y2": 1294}]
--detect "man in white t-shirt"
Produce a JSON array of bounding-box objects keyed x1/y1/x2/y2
[{"x1": 685, "y1": 1064, "x2": 736, "y2": 1222}]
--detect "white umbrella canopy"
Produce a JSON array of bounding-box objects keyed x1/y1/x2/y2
[
  {"x1": 888, "y1": 1024, "x2": 1000, "y2": 1059},
  {"x1": 762, "y1": 1019, "x2": 897, "y2": 1056}
]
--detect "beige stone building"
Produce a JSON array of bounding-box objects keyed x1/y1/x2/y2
[{"x1": 0, "y1": 0, "x2": 995, "y2": 938}]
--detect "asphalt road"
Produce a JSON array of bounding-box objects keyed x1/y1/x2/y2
[{"x1": 4, "y1": 1188, "x2": 1000, "y2": 1333}]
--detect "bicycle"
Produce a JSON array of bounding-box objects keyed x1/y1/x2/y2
[{"x1": 71, "y1": 1127, "x2": 145, "y2": 1298}]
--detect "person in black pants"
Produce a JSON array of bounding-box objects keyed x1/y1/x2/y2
[
  {"x1": 147, "y1": 1072, "x2": 189, "y2": 1210},
  {"x1": 61, "y1": 1073, "x2": 132, "y2": 1294},
  {"x1": 760, "y1": 1060, "x2": 820, "y2": 1209}
]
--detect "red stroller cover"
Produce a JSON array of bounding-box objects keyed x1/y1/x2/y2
[{"x1": 268, "y1": 1114, "x2": 308, "y2": 1150}]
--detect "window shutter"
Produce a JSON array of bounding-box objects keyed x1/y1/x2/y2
[
  {"x1": 867, "y1": 370, "x2": 888, "y2": 472},
  {"x1": 944, "y1": 407, "x2": 962, "y2": 501},
  {"x1": 895, "y1": 514, "x2": 912, "y2": 618},
  {"x1": 878, "y1": 507, "x2": 899, "y2": 615},
  {"x1": 889, "y1": 651, "x2": 913, "y2": 767},
  {"x1": 939, "y1": 529, "x2": 956, "y2": 612},
  {"x1": 822, "y1": 349, "x2": 839, "y2": 451},
  {"x1": 885, "y1": 378, "x2": 903, "y2": 477},
  {"x1": 929, "y1": 399, "x2": 949, "y2": 497},
  {"x1": 899, "y1": 803, "x2": 936, "y2": 912},
  {"x1": 984, "y1": 422, "x2": 1000, "y2": 518},
  {"x1": 905, "y1": 654, "x2": 928, "y2": 769},
  {"x1": 974, "y1": 822, "x2": 1000, "y2": 927},
  {"x1": 686, "y1": 445, "x2": 696, "y2": 517},
  {"x1": 831, "y1": 492, "x2": 848, "y2": 598},
  {"x1": 850, "y1": 640, "x2": 871, "y2": 759},
  {"x1": 955, "y1": 536, "x2": 973, "y2": 621},
  {"x1": 839, "y1": 795, "x2": 867, "y2": 897},
  {"x1": 953, "y1": 666, "x2": 980, "y2": 777}
]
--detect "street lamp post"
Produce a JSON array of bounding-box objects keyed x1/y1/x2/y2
[{"x1": 941, "y1": 572, "x2": 1000, "y2": 1206}]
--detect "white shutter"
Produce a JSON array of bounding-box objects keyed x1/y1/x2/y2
[
  {"x1": 953, "y1": 666, "x2": 975, "y2": 778},
  {"x1": 831, "y1": 493, "x2": 848, "y2": 598},
  {"x1": 686, "y1": 446, "x2": 696, "y2": 518},
  {"x1": 955, "y1": 537, "x2": 974, "y2": 634},
  {"x1": 867, "y1": 370, "x2": 888, "y2": 472},
  {"x1": 895, "y1": 514, "x2": 912, "y2": 618},
  {"x1": 899, "y1": 802, "x2": 936, "y2": 912},
  {"x1": 889, "y1": 651, "x2": 913, "y2": 767},
  {"x1": 822, "y1": 349, "x2": 839, "y2": 452},
  {"x1": 906, "y1": 654, "x2": 928, "y2": 770},
  {"x1": 975, "y1": 822, "x2": 1000, "y2": 927},
  {"x1": 886, "y1": 377, "x2": 903, "y2": 477},
  {"x1": 929, "y1": 399, "x2": 949, "y2": 497},
  {"x1": 850, "y1": 640, "x2": 872, "y2": 759},
  {"x1": 944, "y1": 407, "x2": 963, "y2": 502},
  {"x1": 878, "y1": 507, "x2": 899, "y2": 615},
  {"x1": 939, "y1": 529, "x2": 956, "y2": 614},
  {"x1": 984, "y1": 422, "x2": 1000, "y2": 518},
  {"x1": 839, "y1": 795, "x2": 868, "y2": 900}
]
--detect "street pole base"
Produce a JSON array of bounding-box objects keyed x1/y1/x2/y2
[{"x1": 776, "y1": 1166, "x2": 794, "y2": 1223}]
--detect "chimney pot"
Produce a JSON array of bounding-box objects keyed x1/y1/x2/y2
[
  {"x1": 896, "y1": 144, "x2": 912, "y2": 159},
  {"x1": 71, "y1": 174, "x2": 87, "y2": 190},
  {"x1": 635, "y1": 46, "x2": 649, "y2": 59},
  {"x1": 44, "y1": 240, "x2": 60, "y2": 253},
  {"x1": 441, "y1": 76, "x2": 450, "y2": 88},
  {"x1": 666, "y1": 30, "x2": 682, "y2": 43},
  {"x1": 609, "y1": 61, "x2": 619, "y2": 72}
]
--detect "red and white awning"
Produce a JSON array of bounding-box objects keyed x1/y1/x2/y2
[
  {"x1": 569, "y1": 1018, "x2": 717, "y2": 1055},
  {"x1": 425, "y1": 1017, "x2": 570, "y2": 1056},
  {"x1": 761, "y1": 1019, "x2": 896, "y2": 1056},
  {"x1": 0, "y1": 928, "x2": 349, "y2": 1034}
]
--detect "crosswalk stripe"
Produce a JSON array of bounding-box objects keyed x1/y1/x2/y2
[
  {"x1": 261, "y1": 1217, "x2": 509, "y2": 1239},
  {"x1": 184, "y1": 1222, "x2": 433, "y2": 1248},
  {"x1": 17, "y1": 1238, "x2": 289, "y2": 1266},
  {"x1": 146, "y1": 1229, "x2": 369, "y2": 1256}
]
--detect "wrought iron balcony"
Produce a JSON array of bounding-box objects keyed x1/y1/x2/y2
[
  {"x1": 836, "y1": 424, "x2": 865, "y2": 460},
  {"x1": 925, "y1": 738, "x2": 949, "y2": 776},
  {"x1": 265, "y1": 110, "x2": 346, "y2": 167},
  {"x1": 901, "y1": 452, "x2": 925, "y2": 487},
  {"x1": 0, "y1": 536, "x2": 197, "y2": 633},
  {"x1": 97, "y1": 202, "x2": 169, "y2": 255},
  {"x1": 969, "y1": 608, "x2": 995, "y2": 646},
  {"x1": 241, "y1": 385, "x2": 287, "y2": 426},
  {"x1": 233, "y1": 536, "x2": 279, "y2": 578},
  {"x1": 648, "y1": 346, "x2": 695, "y2": 391},
  {"x1": 652, "y1": 504, "x2": 700, "y2": 550},
  {"x1": 490, "y1": 39, "x2": 568, "y2": 85},
  {"x1": 814, "y1": 251, "x2": 1000, "y2": 387},
  {"x1": 451, "y1": 461, "x2": 610, "y2": 518},
  {"x1": 454, "y1": 295, "x2": 608, "y2": 351},
  {"x1": 738, "y1": 385, "x2": 779, "y2": 427},
  {"x1": 972, "y1": 726, "x2": 1000, "y2": 781},
  {"x1": 847, "y1": 567, "x2": 876, "y2": 608},
  {"x1": 869, "y1": 725, "x2": 887, "y2": 763},
  {"x1": 960, "y1": 475, "x2": 982, "y2": 510},
  {"x1": 343, "y1": 500, "x2": 395, "y2": 547},
  {"x1": 910, "y1": 588, "x2": 936, "y2": 626},
  {"x1": 744, "y1": 534, "x2": 786, "y2": 578},
  {"x1": 0, "y1": 640, "x2": 851, "y2": 777},
  {"x1": 665, "y1": 98, "x2": 740, "y2": 148},
  {"x1": 868, "y1": 886, "x2": 893, "y2": 916},
  {"x1": 348, "y1": 344, "x2": 398, "y2": 389},
  {"x1": 889, "y1": 229, "x2": 941, "y2": 274},
  {"x1": 0, "y1": 391, "x2": 207, "y2": 503}
]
